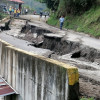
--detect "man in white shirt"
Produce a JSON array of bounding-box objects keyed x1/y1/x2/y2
[{"x1": 59, "y1": 16, "x2": 64, "y2": 30}]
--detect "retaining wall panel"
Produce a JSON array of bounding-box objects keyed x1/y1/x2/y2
[{"x1": 0, "y1": 40, "x2": 79, "y2": 100}]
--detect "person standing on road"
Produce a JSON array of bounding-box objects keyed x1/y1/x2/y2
[
  {"x1": 39, "y1": 11, "x2": 43, "y2": 20},
  {"x1": 25, "y1": 8, "x2": 28, "y2": 15},
  {"x1": 11, "y1": 7, "x2": 14, "y2": 15},
  {"x1": 59, "y1": 16, "x2": 64, "y2": 30},
  {"x1": 9, "y1": 6, "x2": 12, "y2": 15},
  {"x1": 44, "y1": 11, "x2": 47, "y2": 22},
  {"x1": 14, "y1": 8, "x2": 17, "y2": 17},
  {"x1": 17, "y1": 9, "x2": 20, "y2": 17},
  {"x1": 44, "y1": 11, "x2": 47, "y2": 18}
]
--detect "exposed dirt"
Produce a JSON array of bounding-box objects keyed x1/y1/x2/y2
[
  {"x1": 79, "y1": 78, "x2": 100, "y2": 100},
  {"x1": 0, "y1": 17, "x2": 100, "y2": 100}
]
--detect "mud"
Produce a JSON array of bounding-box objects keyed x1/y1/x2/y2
[{"x1": 0, "y1": 18, "x2": 100, "y2": 99}]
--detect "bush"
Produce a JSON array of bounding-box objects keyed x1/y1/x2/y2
[
  {"x1": 38, "y1": 0, "x2": 97, "y2": 16},
  {"x1": 66, "y1": 0, "x2": 96, "y2": 14},
  {"x1": 56, "y1": 0, "x2": 97, "y2": 16},
  {"x1": 47, "y1": 14, "x2": 59, "y2": 26}
]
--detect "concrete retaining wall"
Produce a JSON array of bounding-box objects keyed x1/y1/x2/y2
[{"x1": 0, "y1": 39, "x2": 79, "y2": 100}]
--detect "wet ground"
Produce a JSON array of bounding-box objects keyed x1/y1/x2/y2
[{"x1": 0, "y1": 15, "x2": 100, "y2": 99}]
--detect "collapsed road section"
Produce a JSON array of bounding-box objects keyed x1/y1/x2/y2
[{"x1": 0, "y1": 18, "x2": 100, "y2": 99}]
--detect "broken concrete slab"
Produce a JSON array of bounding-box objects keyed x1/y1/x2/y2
[
  {"x1": 44, "y1": 33, "x2": 63, "y2": 39},
  {"x1": 0, "y1": 33, "x2": 53, "y2": 56}
]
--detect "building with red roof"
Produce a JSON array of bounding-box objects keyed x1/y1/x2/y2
[
  {"x1": 9, "y1": 0, "x2": 24, "y2": 4},
  {"x1": 9, "y1": 0, "x2": 24, "y2": 11}
]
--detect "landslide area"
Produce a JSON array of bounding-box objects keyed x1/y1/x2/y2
[{"x1": 0, "y1": 18, "x2": 100, "y2": 100}]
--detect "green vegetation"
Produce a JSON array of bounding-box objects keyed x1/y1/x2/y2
[
  {"x1": 0, "y1": 13, "x2": 8, "y2": 20},
  {"x1": 47, "y1": 14, "x2": 59, "y2": 26},
  {"x1": 22, "y1": 5, "x2": 35, "y2": 14},
  {"x1": 23, "y1": 0, "x2": 47, "y2": 13},
  {"x1": 47, "y1": 5, "x2": 100, "y2": 37},
  {"x1": 80, "y1": 97, "x2": 94, "y2": 100},
  {"x1": 65, "y1": 6, "x2": 100, "y2": 37},
  {"x1": 37, "y1": 0, "x2": 96, "y2": 16},
  {"x1": 37, "y1": 0, "x2": 100, "y2": 37}
]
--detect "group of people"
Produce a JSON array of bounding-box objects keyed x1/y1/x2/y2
[
  {"x1": 9, "y1": 6, "x2": 20, "y2": 17},
  {"x1": 8, "y1": 6, "x2": 64, "y2": 30},
  {"x1": 39, "y1": 11, "x2": 49, "y2": 18}
]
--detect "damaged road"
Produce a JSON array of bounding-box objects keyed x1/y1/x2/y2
[{"x1": 0, "y1": 16, "x2": 100, "y2": 99}]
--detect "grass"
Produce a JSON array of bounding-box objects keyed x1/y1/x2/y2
[
  {"x1": 47, "y1": 14, "x2": 59, "y2": 26},
  {"x1": 47, "y1": 5, "x2": 100, "y2": 37},
  {"x1": 80, "y1": 97, "x2": 94, "y2": 100}
]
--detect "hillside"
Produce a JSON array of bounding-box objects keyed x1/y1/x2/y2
[
  {"x1": 36, "y1": 0, "x2": 100, "y2": 37},
  {"x1": 22, "y1": 0, "x2": 47, "y2": 13},
  {"x1": 47, "y1": 5, "x2": 100, "y2": 37}
]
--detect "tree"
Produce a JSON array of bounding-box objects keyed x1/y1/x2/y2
[{"x1": 37, "y1": 0, "x2": 97, "y2": 16}]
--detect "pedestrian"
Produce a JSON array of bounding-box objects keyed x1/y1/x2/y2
[
  {"x1": 33, "y1": 11, "x2": 36, "y2": 15},
  {"x1": 14, "y1": 8, "x2": 17, "y2": 17},
  {"x1": 44, "y1": 11, "x2": 47, "y2": 18},
  {"x1": 3, "y1": 6, "x2": 7, "y2": 13},
  {"x1": 44, "y1": 11, "x2": 47, "y2": 22},
  {"x1": 9, "y1": 6, "x2": 12, "y2": 15},
  {"x1": 47, "y1": 12, "x2": 50, "y2": 17},
  {"x1": 25, "y1": 8, "x2": 28, "y2": 15},
  {"x1": 59, "y1": 16, "x2": 64, "y2": 30},
  {"x1": 17, "y1": 9, "x2": 20, "y2": 17},
  {"x1": 11, "y1": 7, "x2": 14, "y2": 15},
  {"x1": 40, "y1": 11, "x2": 43, "y2": 18},
  {"x1": 39, "y1": 11, "x2": 43, "y2": 21}
]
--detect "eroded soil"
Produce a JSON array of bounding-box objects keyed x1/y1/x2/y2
[{"x1": 0, "y1": 17, "x2": 100, "y2": 99}]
